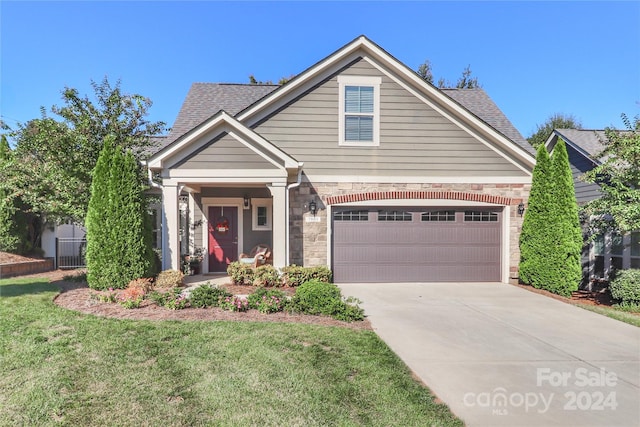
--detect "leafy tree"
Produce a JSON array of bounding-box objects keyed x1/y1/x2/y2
[
  {"x1": 519, "y1": 145, "x2": 554, "y2": 287},
  {"x1": 0, "y1": 133, "x2": 38, "y2": 254},
  {"x1": 548, "y1": 139, "x2": 582, "y2": 296},
  {"x1": 416, "y1": 61, "x2": 481, "y2": 88},
  {"x1": 86, "y1": 137, "x2": 156, "y2": 290},
  {"x1": 0, "y1": 135, "x2": 21, "y2": 252},
  {"x1": 583, "y1": 114, "x2": 640, "y2": 234},
  {"x1": 527, "y1": 113, "x2": 582, "y2": 149},
  {"x1": 4, "y1": 78, "x2": 165, "y2": 226}
]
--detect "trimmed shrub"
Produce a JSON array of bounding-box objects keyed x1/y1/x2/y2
[
  {"x1": 609, "y1": 269, "x2": 640, "y2": 306},
  {"x1": 281, "y1": 265, "x2": 333, "y2": 287},
  {"x1": 189, "y1": 284, "x2": 232, "y2": 308},
  {"x1": 288, "y1": 280, "x2": 363, "y2": 321},
  {"x1": 155, "y1": 269, "x2": 184, "y2": 288},
  {"x1": 289, "y1": 280, "x2": 341, "y2": 315},
  {"x1": 227, "y1": 261, "x2": 254, "y2": 285},
  {"x1": 252, "y1": 264, "x2": 281, "y2": 287}
]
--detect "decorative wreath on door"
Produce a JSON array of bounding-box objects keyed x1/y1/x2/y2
[{"x1": 215, "y1": 217, "x2": 230, "y2": 234}]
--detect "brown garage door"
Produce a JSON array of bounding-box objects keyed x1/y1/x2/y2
[{"x1": 332, "y1": 207, "x2": 501, "y2": 283}]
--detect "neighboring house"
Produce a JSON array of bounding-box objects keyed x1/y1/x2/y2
[
  {"x1": 41, "y1": 222, "x2": 86, "y2": 268},
  {"x1": 147, "y1": 36, "x2": 536, "y2": 283},
  {"x1": 546, "y1": 129, "x2": 640, "y2": 284}
]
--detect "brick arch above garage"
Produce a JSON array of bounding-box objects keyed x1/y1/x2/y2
[{"x1": 325, "y1": 191, "x2": 513, "y2": 206}]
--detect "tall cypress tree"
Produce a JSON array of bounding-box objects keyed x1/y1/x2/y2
[
  {"x1": 86, "y1": 137, "x2": 156, "y2": 289},
  {"x1": 107, "y1": 149, "x2": 153, "y2": 287},
  {"x1": 86, "y1": 136, "x2": 116, "y2": 289},
  {"x1": 548, "y1": 138, "x2": 582, "y2": 296},
  {"x1": 519, "y1": 144, "x2": 554, "y2": 287}
]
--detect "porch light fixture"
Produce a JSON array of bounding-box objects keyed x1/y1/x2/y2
[
  {"x1": 309, "y1": 200, "x2": 318, "y2": 216},
  {"x1": 517, "y1": 202, "x2": 525, "y2": 217},
  {"x1": 243, "y1": 195, "x2": 250, "y2": 210}
]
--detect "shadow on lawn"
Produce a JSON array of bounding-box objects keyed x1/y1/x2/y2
[{"x1": 0, "y1": 280, "x2": 60, "y2": 298}]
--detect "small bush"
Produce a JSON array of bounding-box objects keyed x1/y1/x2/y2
[
  {"x1": 248, "y1": 288, "x2": 288, "y2": 313},
  {"x1": 92, "y1": 288, "x2": 117, "y2": 303},
  {"x1": 189, "y1": 284, "x2": 232, "y2": 308},
  {"x1": 127, "y1": 277, "x2": 154, "y2": 293},
  {"x1": 118, "y1": 286, "x2": 145, "y2": 309},
  {"x1": 253, "y1": 265, "x2": 281, "y2": 287},
  {"x1": 219, "y1": 296, "x2": 249, "y2": 312},
  {"x1": 288, "y1": 280, "x2": 363, "y2": 321},
  {"x1": 164, "y1": 289, "x2": 189, "y2": 310},
  {"x1": 609, "y1": 269, "x2": 640, "y2": 305},
  {"x1": 332, "y1": 296, "x2": 365, "y2": 322},
  {"x1": 227, "y1": 262, "x2": 254, "y2": 286},
  {"x1": 147, "y1": 290, "x2": 168, "y2": 306},
  {"x1": 281, "y1": 265, "x2": 333, "y2": 287},
  {"x1": 148, "y1": 288, "x2": 188, "y2": 310},
  {"x1": 155, "y1": 269, "x2": 184, "y2": 288}
]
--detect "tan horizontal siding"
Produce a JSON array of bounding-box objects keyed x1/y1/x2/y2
[
  {"x1": 254, "y1": 57, "x2": 525, "y2": 177},
  {"x1": 176, "y1": 133, "x2": 277, "y2": 170}
]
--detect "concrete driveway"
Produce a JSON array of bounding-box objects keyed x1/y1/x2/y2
[{"x1": 338, "y1": 282, "x2": 640, "y2": 427}]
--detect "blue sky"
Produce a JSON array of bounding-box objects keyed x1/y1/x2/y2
[{"x1": 2, "y1": 1, "x2": 639, "y2": 139}]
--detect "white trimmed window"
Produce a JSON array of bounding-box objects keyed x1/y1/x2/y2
[
  {"x1": 338, "y1": 75, "x2": 381, "y2": 146},
  {"x1": 252, "y1": 198, "x2": 272, "y2": 231}
]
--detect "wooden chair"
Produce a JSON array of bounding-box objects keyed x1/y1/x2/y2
[{"x1": 238, "y1": 244, "x2": 271, "y2": 268}]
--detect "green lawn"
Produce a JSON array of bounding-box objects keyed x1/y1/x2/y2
[
  {"x1": 578, "y1": 304, "x2": 640, "y2": 327},
  {"x1": 0, "y1": 277, "x2": 462, "y2": 426}
]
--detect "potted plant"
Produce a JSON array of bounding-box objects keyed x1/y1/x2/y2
[{"x1": 181, "y1": 248, "x2": 204, "y2": 275}]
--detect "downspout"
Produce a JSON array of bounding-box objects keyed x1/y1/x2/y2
[
  {"x1": 284, "y1": 164, "x2": 304, "y2": 266},
  {"x1": 145, "y1": 162, "x2": 162, "y2": 189}
]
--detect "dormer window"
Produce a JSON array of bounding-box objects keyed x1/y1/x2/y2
[{"x1": 338, "y1": 76, "x2": 381, "y2": 146}]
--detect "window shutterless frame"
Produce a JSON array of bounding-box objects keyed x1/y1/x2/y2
[{"x1": 337, "y1": 75, "x2": 381, "y2": 146}]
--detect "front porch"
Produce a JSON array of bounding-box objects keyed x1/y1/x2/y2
[
  {"x1": 145, "y1": 111, "x2": 303, "y2": 274},
  {"x1": 162, "y1": 183, "x2": 289, "y2": 274}
]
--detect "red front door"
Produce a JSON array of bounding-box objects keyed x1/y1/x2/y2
[{"x1": 208, "y1": 206, "x2": 238, "y2": 272}]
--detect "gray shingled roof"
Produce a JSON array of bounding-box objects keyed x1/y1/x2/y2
[
  {"x1": 161, "y1": 83, "x2": 279, "y2": 149},
  {"x1": 443, "y1": 88, "x2": 534, "y2": 156},
  {"x1": 554, "y1": 129, "x2": 605, "y2": 158},
  {"x1": 160, "y1": 83, "x2": 533, "y2": 156}
]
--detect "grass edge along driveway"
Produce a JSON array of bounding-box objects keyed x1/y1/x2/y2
[{"x1": 0, "y1": 277, "x2": 462, "y2": 426}]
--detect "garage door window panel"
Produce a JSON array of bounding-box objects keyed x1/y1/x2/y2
[
  {"x1": 334, "y1": 210, "x2": 369, "y2": 221},
  {"x1": 377, "y1": 210, "x2": 413, "y2": 221},
  {"x1": 422, "y1": 211, "x2": 455, "y2": 222},
  {"x1": 464, "y1": 211, "x2": 499, "y2": 222}
]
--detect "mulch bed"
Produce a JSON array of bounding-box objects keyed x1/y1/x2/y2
[
  {"x1": 511, "y1": 282, "x2": 639, "y2": 314},
  {"x1": 18, "y1": 269, "x2": 372, "y2": 330}
]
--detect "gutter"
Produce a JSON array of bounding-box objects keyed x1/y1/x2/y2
[{"x1": 284, "y1": 164, "x2": 304, "y2": 266}]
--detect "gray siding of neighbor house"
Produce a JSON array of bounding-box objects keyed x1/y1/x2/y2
[
  {"x1": 254, "y1": 58, "x2": 527, "y2": 177},
  {"x1": 174, "y1": 132, "x2": 278, "y2": 170},
  {"x1": 567, "y1": 145, "x2": 601, "y2": 203}
]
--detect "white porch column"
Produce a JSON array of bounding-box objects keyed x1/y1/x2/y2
[
  {"x1": 267, "y1": 183, "x2": 287, "y2": 269},
  {"x1": 161, "y1": 184, "x2": 180, "y2": 270}
]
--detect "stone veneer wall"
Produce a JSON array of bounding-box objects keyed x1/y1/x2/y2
[{"x1": 289, "y1": 181, "x2": 531, "y2": 281}]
